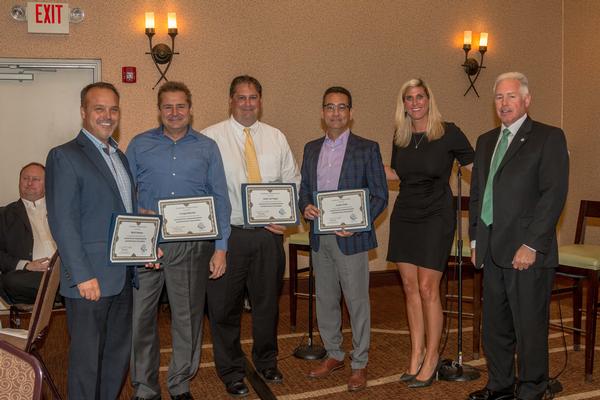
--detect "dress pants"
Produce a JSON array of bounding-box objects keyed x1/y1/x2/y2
[
  {"x1": 64, "y1": 270, "x2": 133, "y2": 400},
  {"x1": 312, "y1": 235, "x2": 370, "y2": 369},
  {"x1": 207, "y1": 227, "x2": 285, "y2": 384},
  {"x1": 0, "y1": 270, "x2": 43, "y2": 304},
  {"x1": 131, "y1": 241, "x2": 214, "y2": 398},
  {"x1": 482, "y1": 252, "x2": 555, "y2": 400}
]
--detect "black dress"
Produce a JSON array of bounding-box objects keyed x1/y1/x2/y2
[{"x1": 387, "y1": 122, "x2": 474, "y2": 271}]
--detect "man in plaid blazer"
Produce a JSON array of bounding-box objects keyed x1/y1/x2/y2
[{"x1": 298, "y1": 86, "x2": 388, "y2": 392}]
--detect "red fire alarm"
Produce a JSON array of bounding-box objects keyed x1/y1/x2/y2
[{"x1": 122, "y1": 66, "x2": 136, "y2": 83}]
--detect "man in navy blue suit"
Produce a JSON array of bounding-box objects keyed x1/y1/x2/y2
[
  {"x1": 299, "y1": 86, "x2": 388, "y2": 392},
  {"x1": 46, "y1": 82, "x2": 136, "y2": 399}
]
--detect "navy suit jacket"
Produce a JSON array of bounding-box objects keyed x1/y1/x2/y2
[
  {"x1": 0, "y1": 200, "x2": 33, "y2": 273},
  {"x1": 299, "y1": 132, "x2": 388, "y2": 255},
  {"x1": 45, "y1": 131, "x2": 136, "y2": 298},
  {"x1": 469, "y1": 117, "x2": 569, "y2": 269}
]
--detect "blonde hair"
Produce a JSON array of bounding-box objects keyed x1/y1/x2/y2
[{"x1": 393, "y1": 78, "x2": 444, "y2": 147}]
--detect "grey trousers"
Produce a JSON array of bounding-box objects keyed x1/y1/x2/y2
[
  {"x1": 312, "y1": 235, "x2": 370, "y2": 369},
  {"x1": 131, "y1": 241, "x2": 214, "y2": 397}
]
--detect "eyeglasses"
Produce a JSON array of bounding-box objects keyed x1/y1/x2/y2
[{"x1": 323, "y1": 103, "x2": 351, "y2": 112}]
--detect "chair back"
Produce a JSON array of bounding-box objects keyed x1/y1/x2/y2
[
  {"x1": 25, "y1": 252, "x2": 61, "y2": 352},
  {"x1": 574, "y1": 200, "x2": 600, "y2": 244},
  {"x1": 0, "y1": 339, "x2": 43, "y2": 399}
]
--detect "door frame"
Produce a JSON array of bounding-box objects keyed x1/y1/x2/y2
[{"x1": 0, "y1": 58, "x2": 101, "y2": 81}]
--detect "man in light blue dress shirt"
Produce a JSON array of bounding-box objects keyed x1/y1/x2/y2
[{"x1": 126, "y1": 81, "x2": 231, "y2": 400}]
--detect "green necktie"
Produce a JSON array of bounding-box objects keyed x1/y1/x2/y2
[{"x1": 481, "y1": 128, "x2": 511, "y2": 226}]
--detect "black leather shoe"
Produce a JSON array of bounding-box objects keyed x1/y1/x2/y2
[
  {"x1": 259, "y1": 367, "x2": 283, "y2": 383},
  {"x1": 171, "y1": 393, "x2": 193, "y2": 400},
  {"x1": 468, "y1": 388, "x2": 515, "y2": 400},
  {"x1": 226, "y1": 380, "x2": 249, "y2": 397}
]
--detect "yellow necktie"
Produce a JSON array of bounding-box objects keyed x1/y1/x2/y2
[{"x1": 243, "y1": 127, "x2": 262, "y2": 183}]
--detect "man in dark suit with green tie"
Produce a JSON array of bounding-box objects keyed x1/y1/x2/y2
[{"x1": 468, "y1": 72, "x2": 569, "y2": 400}]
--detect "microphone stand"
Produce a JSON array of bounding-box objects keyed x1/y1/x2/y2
[
  {"x1": 439, "y1": 163, "x2": 480, "y2": 381},
  {"x1": 294, "y1": 253, "x2": 326, "y2": 360}
]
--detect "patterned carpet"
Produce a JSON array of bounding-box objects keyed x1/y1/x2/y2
[{"x1": 3, "y1": 278, "x2": 599, "y2": 399}]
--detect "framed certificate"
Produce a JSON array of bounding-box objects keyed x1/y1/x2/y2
[
  {"x1": 108, "y1": 214, "x2": 161, "y2": 264},
  {"x1": 241, "y1": 183, "x2": 299, "y2": 227},
  {"x1": 158, "y1": 196, "x2": 220, "y2": 241},
  {"x1": 313, "y1": 189, "x2": 371, "y2": 234}
]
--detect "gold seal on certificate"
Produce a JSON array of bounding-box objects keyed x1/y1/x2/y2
[
  {"x1": 158, "y1": 196, "x2": 220, "y2": 241},
  {"x1": 241, "y1": 183, "x2": 299, "y2": 227},
  {"x1": 314, "y1": 189, "x2": 371, "y2": 234},
  {"x1": 109, "y1": 215, "x2": 161, "y2": 264}
]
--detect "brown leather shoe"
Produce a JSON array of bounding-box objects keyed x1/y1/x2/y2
[
  {"x1": 347, "y1": 368, "x2": 367, "y2": 392},
  {"x1": 308, "y1": 358, "x2": 344, "y2": 378}
]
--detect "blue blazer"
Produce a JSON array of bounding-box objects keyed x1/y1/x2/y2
[
  {"x1": 45, "y1": 131, "x2": 136, "y2": 298},
  {"x1": 299, "y1": 132, "x2": 388, "y2": 255}
]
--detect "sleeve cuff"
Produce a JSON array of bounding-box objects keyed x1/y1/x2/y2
[
  {"x1": 16, "y1": 260, "x2": 29, "y2": 271},
  {"x1": 470, "y1": 240, "x2": 476, "y2": 249}
]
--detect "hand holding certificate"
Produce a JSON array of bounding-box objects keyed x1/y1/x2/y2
[
  {"x1": 158, "y1": 196, "x2": 220, "y2": 241},
  {"x1": 109, "y1": 215, "x2": 161, "y2": 264},
  {"x1": 314, "y1": 189, "x2": 371, "y2": 234},
  {"x1": 242, "y1": 183, "x2": 299, "y2": 227}
]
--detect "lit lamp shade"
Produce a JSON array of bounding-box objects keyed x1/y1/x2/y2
[
  {"x1": 479, "y1": 32, "x2": 488, "y2": 48},
  {"x1": 145, "y1": 12, "x2": 155, "y2": 29},
  {"x1": 463, "y1": 30, "x2": 472, "y2": 46},
  {"x1": 168, "y1": 12, "x2": 177, "y2": 30}
]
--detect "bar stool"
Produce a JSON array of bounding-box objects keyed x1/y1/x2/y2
[{"x1": 556, "y1": 199, "x2": 600, "y2": 382}]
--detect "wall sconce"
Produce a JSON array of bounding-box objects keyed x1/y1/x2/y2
[
  {"x1": 461, "y1": 31, "x2": 488, "y2": 97},
  {"x1": 145, "y1": 12, "x2": 178, "y2": 89}
]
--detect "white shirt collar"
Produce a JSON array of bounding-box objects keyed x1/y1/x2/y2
[
  {"x1": 502, "y1": 113, "x2": 528, "y2": 136},
  {"x1": 21, "y1": 196, "x2": 46, "y2": 209},
  {"x1": 229, "y1": 115, "x2": 260, "y2": 134}
]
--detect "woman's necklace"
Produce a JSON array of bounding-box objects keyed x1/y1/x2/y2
[{"x1": 413, "y1": 133, "x2": 426, "y2": 149}]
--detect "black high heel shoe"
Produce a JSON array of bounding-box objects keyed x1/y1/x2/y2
[
  {"x1": 407, "y1": 359, "x2": 441, "y2": 388},
  {"x1": 399, "y1": 359, "x2": 424, "y2": 382}
]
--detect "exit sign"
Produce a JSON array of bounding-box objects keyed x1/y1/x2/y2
[{"x1": 27, "y1": 2, "x2": 69, "y2": 34}]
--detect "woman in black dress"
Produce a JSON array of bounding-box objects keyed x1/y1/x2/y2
[{"x1": 386, "y1": 79, "x2": 474, "y2": 387}]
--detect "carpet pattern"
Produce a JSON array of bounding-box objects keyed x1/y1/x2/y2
[{"x1": 2, "y1": 281, "x2": 599, "y2": 399}]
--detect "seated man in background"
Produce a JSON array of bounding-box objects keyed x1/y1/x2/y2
[{"x1": 0, "y1": 162, "x2": 56, "y2": 304}]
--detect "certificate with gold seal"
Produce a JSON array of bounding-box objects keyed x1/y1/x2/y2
[
  {"x1": 241, "y1": 183, "x2": 299, "y2": 227},
  {"x1": 158, "y1": 196, "x2": 220, "y2": 241},
  {"x1": 314, "y1": 189, "x2": 371, "y2": 234},
  {"x1": 109, "y1": 214, "x2": 161, "y2": 264}
]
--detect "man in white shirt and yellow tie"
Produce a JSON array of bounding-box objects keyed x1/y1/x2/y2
[
  {"x1": 0, "y1": 162, "x2": 56, "y2": 305},
  {"x1": 203, "y1": 75, "x2": 300, "y2": 397}
]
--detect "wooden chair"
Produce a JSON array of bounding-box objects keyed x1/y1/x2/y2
[
  {"x1": 556, "y1": 200, "x2": 600, "y2": 382},
  {"x1": 0, "y1": 339, "x2": 43, "y2": 399},
  {"x1": 288, "y1": 232, "x2": 311, "y2": 331},
  {"x1": 0, "y1": 252, "x2": 63, "y2": 399},
  {"x1": 443, "y1": 196, "x2": 483, "y2": 359}
]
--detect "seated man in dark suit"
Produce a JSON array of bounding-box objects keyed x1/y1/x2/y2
[{"x1": 0, "y1": 162, "x2": 56, "y2": 305}]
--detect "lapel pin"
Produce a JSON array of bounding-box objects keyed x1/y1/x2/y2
[{"x1": 520, "y1": 138, "x2": 525, "y2": 142}]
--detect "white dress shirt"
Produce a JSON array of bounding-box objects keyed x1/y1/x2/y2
[
  {"x1": 202, "y1": 116, "x2": 300, "y2": 226},
  {"x1": 16, "y1": 197, "x2": 57, "y2": 270}
]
